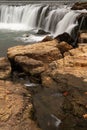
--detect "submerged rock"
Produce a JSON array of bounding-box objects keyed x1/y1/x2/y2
[
  {"x1": 0, "y1": 57, "x2": 11, "y2": 79},
  {"x1": 35, "y1": 29, "x2": 50, "y2": 35}
]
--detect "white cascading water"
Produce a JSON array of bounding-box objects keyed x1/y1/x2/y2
[
  {"x1": 54, "y1": 10, "x2": 80, "y2": 37},
  {"x1": 44, "y1": 8, "x2": 68, "y2": 33},
  {"x1": 0, "y1": 4, "x2": 85, "y2": 36}
]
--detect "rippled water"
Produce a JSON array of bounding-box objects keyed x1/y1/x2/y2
[{"x1": 0, "y1": 30, "x2": 27, "y2": 57}]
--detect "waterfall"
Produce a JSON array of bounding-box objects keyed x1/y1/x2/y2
[
  {"x1": 54, "y1": 11, "x2": 80, "y2": 37},
  {"x1": 0, "y1": 4, "x2": 85, "y2": 37},
  {"x1": 44, "y1": 8, "x2": 68, "y2": 33}
]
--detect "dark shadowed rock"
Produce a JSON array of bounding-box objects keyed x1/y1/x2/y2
[
  {"x1": 77, "y1": 13, "x2": 87, "y2": 31},
  {"x1": 0, "y1": 57, "x2": 11, "y2": 79},
  {"x1": 72, "y1": 2, "x2": 87, "y2": 10},
  {"x1": 14, "y1": 56, "x2": 45, "y2": 75},
  {"x1": 36, "y1": 29, "x2": 50, "y2": 35},
  {"x1": 55, "y1": 32, "x2": 74, "y2": 46}
]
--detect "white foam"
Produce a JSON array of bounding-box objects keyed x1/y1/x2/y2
[
  {"x1": 24, "y1": 83, "x2": 38, "y2": 87},
  {"x1": 51, "y1": 114, "x2": 61, "y2": 128},
  {"x1": 17, "y1": 34, "x2": 51, "y2": 43},
  {"x1": 0, "y1": 23, "x2": 30, "y2": 31}
]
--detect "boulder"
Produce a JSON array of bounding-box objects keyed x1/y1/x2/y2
[
  {"x1": 42, "y1": 45, "x2": 87, "y2": 88},
  {"x1": 14, "y1": 56, "x2": 44, "y2": 75},
  {"x1": 57, "y1": 41, "x2": 73, "y2": 55},
  {"x1": 0, "y1": 57, "x2": 11, "y2": 79},
  {"x1": 36, "y1": 29, "x2": 50, "y2": 35},
  {"x1": 0, "y1": 80, "x2": 41, "y2": 130},
  {"x1": 7, "y1": 40, "x2": 62, "y2": 75},
  {"x1": 55, "y1": 32, "x2": 74, "y2": 46},
  {"x1": 41, "y1": 44, "x2": 87, "y2": 127},
  {"x1": 71, "y1": 2, "x2": 87, "y2": 10}
]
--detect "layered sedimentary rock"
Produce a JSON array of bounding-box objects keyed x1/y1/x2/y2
[
  {"x1": 0, "y1": 80, "x2": 41, "y2": 130},
  {"x1": 3, "y1": 39, "x2": 87, "y2": 130},
  {"x1": 0, "y1": 57, "x2": 11, "y2": 79},
  {"x1": 7, "y1": 40, "x2": 72, "y2": 75},
  {"x1": 42, "y1": 44, "x2": 87, "y2": 91},
  {"x1": 41, "y1": 44, "x2": 87, "y2": 115}
]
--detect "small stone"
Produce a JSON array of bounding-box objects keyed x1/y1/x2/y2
[
  {"x1": 83, "y1": 114, "x2": 87, "y2": 119},
  {"x1": 85, "y1": 105, "x2": 87, "y2": 108},
  {"x1": 84, "y1": 92, "x2": 87, "y2": 95},
  {"x1": 63, "y1": 91, "x2": 68, "y2": 96}
]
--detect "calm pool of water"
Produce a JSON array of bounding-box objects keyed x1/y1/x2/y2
[{"x1": 0, "y1": 30, "x2": 33, "y2": 57}]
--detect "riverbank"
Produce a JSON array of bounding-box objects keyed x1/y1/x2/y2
[
  {"x1": 0, "y1": 35, "x2": 87, "y2": 130},
  {"x1": 0, "y1": 2, "x2": 87, "y2": 130}
]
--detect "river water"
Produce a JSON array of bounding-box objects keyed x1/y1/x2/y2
[{"x1": 0, "y1": 2, "x2": 86, "y2": 57}]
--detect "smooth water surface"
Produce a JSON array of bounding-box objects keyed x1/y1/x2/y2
[{"x1": 0, "y1": 30, "x2": 29, "y2": 57}]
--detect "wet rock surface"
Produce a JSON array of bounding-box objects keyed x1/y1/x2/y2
[
  {"x1": 72, "y1": 2, "x2": 87, "y2": 10},
  {"x1": 55, "y1": 32, "x2": 74, "y2": 46},
  {"x1": 77, "y1": 13, "x2": 87, "y2": 31},
  {"x1": 35, "y1": 29, "x2": 50, "y2": 35}
]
